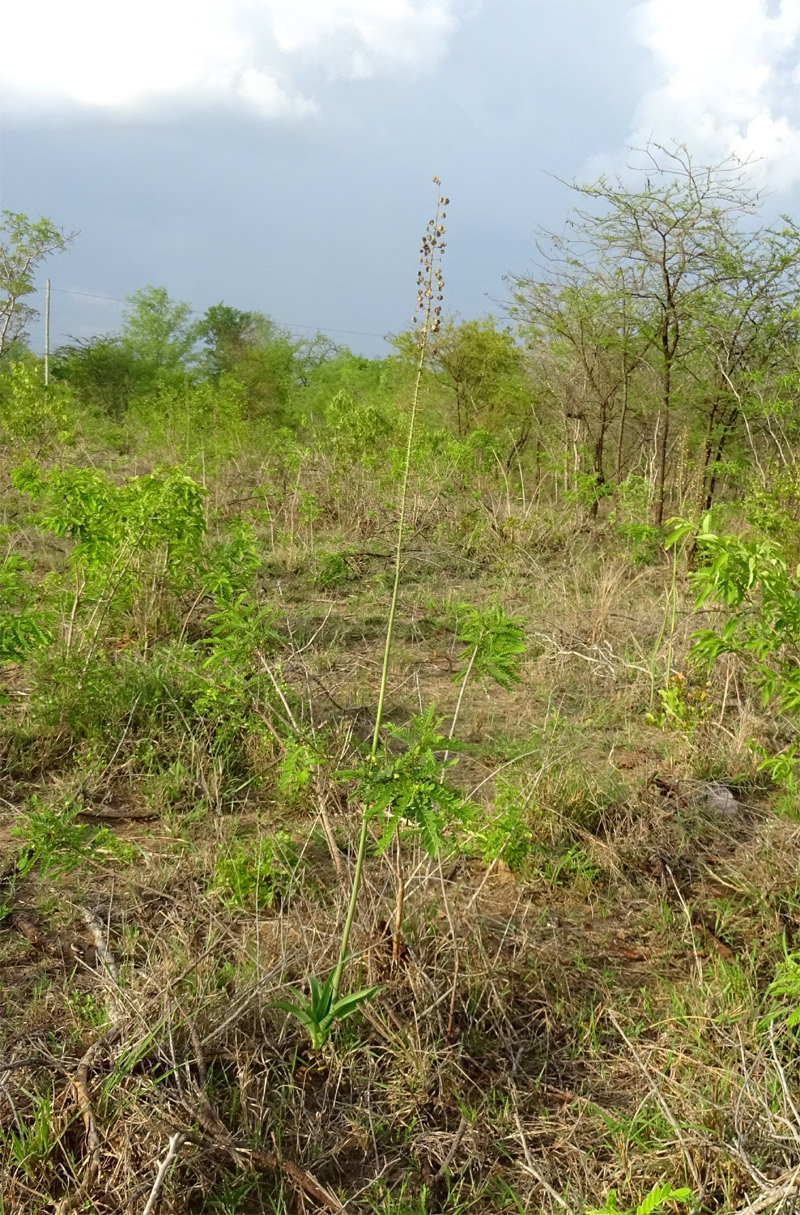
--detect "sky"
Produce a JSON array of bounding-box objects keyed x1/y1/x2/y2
[{"x1": 1, "y1": 0, "x2": 800, "y2": 358}]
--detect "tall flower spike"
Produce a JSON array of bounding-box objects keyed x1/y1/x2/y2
[
  {"x1": 326, "y1": 179, "x2": 450, "y2": 1011},
  {"x1": 414, "y1": 181, "x2": 447, "y2": 341}
]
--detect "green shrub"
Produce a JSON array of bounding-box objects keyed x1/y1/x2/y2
[
  {"x1": 315, "y1": 548, "x2": 356, "y2": 590},
  {"x1": 14, "y1": 796, "x2": 135, "y2": 878},
  {"x1": 212, "y1": 832, "x2": 298, "y2": 910},
  {"x1": 0, "y1": 551, "x2": 52, "y2": 663}
]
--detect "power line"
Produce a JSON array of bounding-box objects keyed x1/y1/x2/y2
[
  {"x1": 42, "y1": 285, "x2": 389, "y2": 342},
  {"x1": 49, "y1": 287, "x2": 128, "y2": 304}
]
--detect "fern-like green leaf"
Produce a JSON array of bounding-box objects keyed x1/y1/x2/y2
[{"x1": 636, "y1": 1184, "x2": 692, "y2": 1215}]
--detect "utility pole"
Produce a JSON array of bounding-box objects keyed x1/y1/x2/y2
[{"x1": 44, "y1": 278, "x2": 51, "y2": 387}]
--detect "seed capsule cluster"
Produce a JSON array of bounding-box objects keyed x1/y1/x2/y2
[{"x1": 414, "y1": 176, "x2": 448, "y2": 337}]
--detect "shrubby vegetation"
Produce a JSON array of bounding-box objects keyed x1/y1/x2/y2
[{"x1": 3, "y1": 152, "x2": 800, "y2": 1213}]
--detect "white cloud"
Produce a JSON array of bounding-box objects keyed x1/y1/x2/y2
[
  {"x1": 628, "y1": 0, "x2": 800, "y2": 188},
  {"x1": 0, "y1": 0, "x2": 460, "y2": 121},
  {"x1": 270, "y1": 0, "x2": 457, "y2": 77}
]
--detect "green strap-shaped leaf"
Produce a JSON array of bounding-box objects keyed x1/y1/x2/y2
[
  {"x1": 269, "y1": 1001, "x2": 319, "y2": 1034},
  {"x1": 326, "y1": 985, "x2": 383, "y2": 1025}
]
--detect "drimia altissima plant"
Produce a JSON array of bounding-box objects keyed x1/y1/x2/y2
[{"x1": 274, "y1": 180, "x2": 451, "y2": 1047}]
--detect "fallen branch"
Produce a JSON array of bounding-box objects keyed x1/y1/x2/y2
[
  {"x1": 142, "y1": 1131, "x2": 188, "y2": 1215},
  {"x1": 180, "y1": 1089, "x2": 343, "y2": 1211},
  {"x1": 54, "y1": 1040, "x2": 105, "y2": 1215},
  {"x1": 512, "y1": 1102, "x2": 577, "y2": 1213},
  {"x1": 730, "y1": 1164, "x2": 800, "y2": 1215},
  {"x1": 247, "y1": 1145, "x2": 344, "y2": 1212},
  {"x1": 432, "y1": 1115, "x2": 468, "y2": 1187}
]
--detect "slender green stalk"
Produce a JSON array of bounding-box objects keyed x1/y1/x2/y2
[
  {"x1": 439, "y1": 640, "x2": 478, "y2": 780},
  {"x1": 649, "y1": 540, "x2": 680, "y2": 708},
  {"x1": 664, "y1": 540, "x2": 679, "y2": 687},
  {"x1": 330, "y1": 180, "x2": 448, "y2": 1003}
]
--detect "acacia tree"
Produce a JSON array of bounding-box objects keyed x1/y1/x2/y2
[
  {"x1": 196, "y1": 302, "x2": 256, "y2": 378},
  {"x1": 428, "y1": 317, "x2": 529, "y2": 438},
  {"x1": 121, "y1": 285, "x2": 198, "y2": 378},
  {"x1": 689, "y1": 221, "x2": 800, "y2": 507},
  {"x1": 216, "y1": 314, "x2": 302, "y2": 420},
  {"x1": 53, "y1": 336, "x2": 142, "y2": 419},
  {"x1": 513, "y1": 268, "x2": 651, "y2": 511},
  {"x1": 0, "y1": 212, "x2": 74, "y2": 359},
  {"x1": 513, "y1": 144, "x2": 788, "y2": 522},
  {"x1": 390, "y1": 315, "x2": 532, "y2": 458}
]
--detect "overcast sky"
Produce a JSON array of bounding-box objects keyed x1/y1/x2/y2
[{"x1": 1, "y1": 0, "x2": 800, "y2": 357}]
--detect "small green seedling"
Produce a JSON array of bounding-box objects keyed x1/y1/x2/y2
[
  {"x1": 586, "y1": 1181, "x2": 693, "y2": 1215},
  {"x1": 270, "y1": 972, "x2": 382, "y2": 1051},
  {"x1": 454, "y1": 599, "x2": 526, "y2": 691},
  {"x1": 762, "y1": 944, "x2": 800, "y2": 1030}
]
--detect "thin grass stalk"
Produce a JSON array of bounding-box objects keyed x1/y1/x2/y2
[
  {"x1": 392, "y1": 833, "x2": 405, "y2": 966},
  {"x1": 440, "y1": 638, "x2": 478, "y2": 780},
  {"x1": 648, "y1": 538, "x2": 680, "y2": 708},
  {"x1": 330, "y1": 179, "x2": 447, "y2": 1003}
]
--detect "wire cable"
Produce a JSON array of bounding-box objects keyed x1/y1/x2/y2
[{"x1": 41, "y1": 285, "x2": 389, "y2": 341}]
